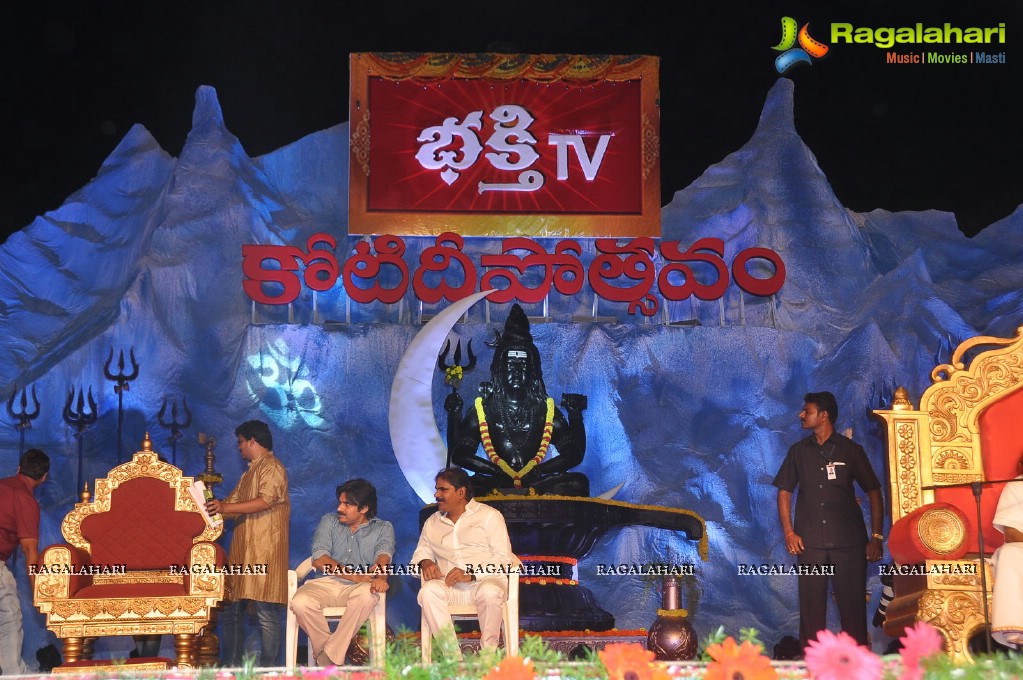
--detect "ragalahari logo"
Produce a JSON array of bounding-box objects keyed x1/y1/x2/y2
[{"x1": 772, "y1": 17, "x2": 829, "y2": 73}]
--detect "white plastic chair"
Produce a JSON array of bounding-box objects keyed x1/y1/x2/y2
[
  {"x1": 419, "y1": 559, "x2": 520, "y2": 662},
  {"x1": 285, "y1": 557, "x2": 386, "y2": 667}
]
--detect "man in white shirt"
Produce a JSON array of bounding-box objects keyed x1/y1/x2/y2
[
  {"x1": 992, "y1": 452, "x2": 1023, "y2": 647},
  {"x1": 411, "y1": 468, "x2": 514, "y2": 658}
]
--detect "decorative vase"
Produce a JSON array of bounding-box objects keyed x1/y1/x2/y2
[
  {"x1": 647, "y1": 575, "x2": 697, "y2": 660},
  {"x1": 347, "y1": 624, "x2": 394, "y2": 665}
]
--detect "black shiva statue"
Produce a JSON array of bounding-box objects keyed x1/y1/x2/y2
[{"x1": 449, "y1": 304, "x2": 588, "y2": 496}]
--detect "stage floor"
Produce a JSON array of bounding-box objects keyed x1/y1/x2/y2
[{"x1": 10, "y1": 662, "x2": 815, "y2": 680}]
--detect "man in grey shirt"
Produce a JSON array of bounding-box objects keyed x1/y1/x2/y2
[{"x1": 290, "y1": 479, "x2": 395, "y2": 665}]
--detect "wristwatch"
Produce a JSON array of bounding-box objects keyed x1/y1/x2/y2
[{"x1": 872, "y1": 533, "x2": 884, "y2": 541}]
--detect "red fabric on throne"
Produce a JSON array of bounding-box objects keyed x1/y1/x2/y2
[
  {"x1": 81, "y1": 477, "x2": 207, "y2": 569},
  {"x1": 933, "y1": 388, "x2": 1023, "y2": 555}
]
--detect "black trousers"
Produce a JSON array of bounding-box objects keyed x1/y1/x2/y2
[{"x1": 798, "y1": 544, "x2": 868, "y2": 647}]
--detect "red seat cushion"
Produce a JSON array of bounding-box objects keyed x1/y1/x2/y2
[{"x1": 74, "y1": 582, "x2": 188, "y2": 598}]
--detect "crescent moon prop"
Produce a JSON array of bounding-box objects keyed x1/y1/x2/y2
[
  {"x1": 389, "y1": 290, "x2": 495, "y2": 503},
  {"x1": 596, "y1": 481, "x2": 624, "y2": 500}
]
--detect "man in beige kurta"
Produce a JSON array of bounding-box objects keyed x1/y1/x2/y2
[{"x1": 207, "y1": 420, "x2": 289, "y2": 667}]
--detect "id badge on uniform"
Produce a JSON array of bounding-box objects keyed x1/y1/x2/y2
[{"x1": 826, "y1": 463, "x2": 837, "y2": 480}]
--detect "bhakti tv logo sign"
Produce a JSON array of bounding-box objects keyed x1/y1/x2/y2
[
  {"x1": 348, "y1": 53, "x2": 662, "y2": 239},
  {"x1": 772, "y1": 17, "x2": 830, "y2": 73},
  {"x1": 772, "y1": 17, "x2": 1007, "y2": 70}
]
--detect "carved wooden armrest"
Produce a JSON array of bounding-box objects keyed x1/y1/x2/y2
[
  {"x1": 33, "y1": 543, "x2": 94, "y2": 602},
  {"x1": 187, "y1": 541, "x2": 227, "y2": 597}
]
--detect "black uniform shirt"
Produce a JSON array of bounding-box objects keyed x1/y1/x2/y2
[{"x1": 772, "y1": 432, "x2": 881, "y2": 549}]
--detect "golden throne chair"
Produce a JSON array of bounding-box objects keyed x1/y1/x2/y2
[
  {"x1": 33, "y1": 434, "x2": 226, "y2": 670},
  {"x1": 874, "y1": 326, "x2": 1023, "y2": 662}
]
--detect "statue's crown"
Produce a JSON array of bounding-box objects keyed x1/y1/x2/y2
[
  {"x1": 488, "y1": 304, "x2": 543, "y2": 378},
  {"x1": 499, "y1": 304, "x2": 533, "y2": 348}
]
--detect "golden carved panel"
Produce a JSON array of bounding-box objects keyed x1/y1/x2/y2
[
  {"x1": 933, "y1": 448, "x2": 972, "y2": 470},
  {"x1": 53, "y1": 661, "x2": 169, "y2": 674},
  {"x1": 874, "y1": 327, "x2": 1023, "y2": 663},
  {"x1": 352, "y1": 110, "x2": 371, "y2": 178},
  {"x1": 35, "y1": 546, "x2": 71, "y2": 600},
  {"x1": 94, "y1": 570, "x2": 184, "y2": 586},
  {"x1": 44, "y1": 596, "x2": 216, "y2": 623},
  {"x1": 641, "y1": 113, "x2": 659, "y2": 181},
  {"x1": 894, "y1": 420, "x2": 921, "y2": 517},
  {"x1": 103, "y1": 600, "x2": 129, "y2": 618},
  {"x1": 51, "y1": 621, "x2": 206, "y2": 637},
  {"x1": 192, "y1": 573, "x2": 222, "y2": 595},
  {"x1": 130, "y1": 598, "x2": 156, "y2": 616},
  {"x1": 877, "y1": 327, "x2": 1023, "y2": 523},
  {"x1": 917, "y1": 589, "x2": 988, "y2": 662},
  {"x1": 926, "y1": 328, "x2": 1023, "y2": 444},
  {"x1": 79, "y1": 600, "x2": 103, "y2": 618},
  {"x1": 917, "y1": 511, "x2": 967, "y2": 556},
  {"x1": 192, "y1": 543, "x2": 215, "y2": 565},
  {"x1": 52, "y1": 602, "x2": 77, "y2": 619}
]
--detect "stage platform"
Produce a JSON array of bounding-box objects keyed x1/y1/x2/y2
[
  {"x1": 9, "y1": 662, "x2": 813, "y2": 680},
  {"x1": 24, "y1": 629, "x2": 817, "y2": 679}
]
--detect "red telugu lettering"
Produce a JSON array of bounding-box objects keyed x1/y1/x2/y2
[
  {"x1": 588, "y1": 238, "x2": 658, "y2": 316},
  {"x1": 341, "y1": 235, "x2": 410, "y2": 304},
  {"x1": 658, "y1": 238, "x2": 729, "y2": 301},
  {"x1": 412, "y1": 232, "x2": 478, "y2": 304},
  {"x1": 732, "y1": 247, "x2": 786, "y2": 296}
]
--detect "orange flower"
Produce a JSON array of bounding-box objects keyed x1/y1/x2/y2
[
  {"x1": 705, "y1": 637, "x2": 777, "y2": 680},
  {"x1": 482, "y1": 655, "x2": 536, "y2": 680},
  {"x1": 598, "y1": 643, "x2": 670, "y2": 680}
]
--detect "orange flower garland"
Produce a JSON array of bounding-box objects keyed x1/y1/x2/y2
[
  {"x1": 521, "y1": 577, "x2": 578, "y2": 586},
  {"x1": 520, "y1": 555, "x2": 578, "y2": 565},
  {"x1": 452, "y1": 628, "x2": 647, "y2": 639},
  {"x1": 476, "y1": 397, "x2": 555, "y2": 487},
  {"x1": 655, "y1": 608, "x2": 689, "y2": 617}
]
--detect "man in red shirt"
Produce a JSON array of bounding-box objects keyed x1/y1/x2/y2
[{"x1": 0, "y1": 448, "x2": 49, "y2": 675}]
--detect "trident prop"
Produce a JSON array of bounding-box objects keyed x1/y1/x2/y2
[
  {"x1": 156, "y1": 396, "x2": 192, "y2": 466},
  {"x1": 437, "y1": 339, "x2": 477, "y2": 468},
  {"x1": 63, "y1": 386, "x2": 98, "y2": 493},
  {"x1": 6, "y1": 384, "x2": 41, "y2": 455},
  {"x1": 104, "y1": 346, "x2": 139, "y2": 464}
]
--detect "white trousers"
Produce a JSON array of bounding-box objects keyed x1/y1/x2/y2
[
  {"x1": 418, "y1": 577, "x2": 507, "y2": 653},
  {"x1": 993, "y1": 544, "x2": 1023, "y2": 647}
]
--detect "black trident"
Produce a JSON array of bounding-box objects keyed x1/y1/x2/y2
[
  {"x1": 437, "y1": 339, "x2": 477, "y2": 468},
  {"x1": 104, "y1": 346, "x2": 140, "y2": 463},
  {"x1": 63, "y1": 386, "x2": 98, "y2": 493},
  {"x1": 157, "y1": 396, "x2": 192, "y2": 466},
  {"x1": 6, "y1": 384, "x2": 41, "y2": 455}
]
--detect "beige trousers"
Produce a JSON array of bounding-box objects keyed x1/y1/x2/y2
[{"x1": 290, "y1": 579, "x2": 378, "y2": 664}]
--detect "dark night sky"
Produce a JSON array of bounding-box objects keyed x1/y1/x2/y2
[{"x1": 1, "y1": 0, "x2": 1019, "y2": 243}]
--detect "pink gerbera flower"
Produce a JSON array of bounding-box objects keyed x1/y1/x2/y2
[
  {"x1": 804, "y1": 630, "x2": 883, "y2": 680},
  {"x1": 898, "y1": 621, "x2": 944, "y2": 680}
]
